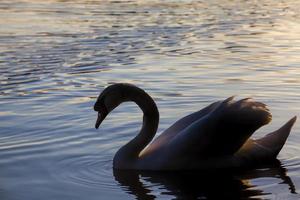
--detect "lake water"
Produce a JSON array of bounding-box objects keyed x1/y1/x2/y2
[{"x1": 1, "y1": 0, "x2": 300, "y2": 199}]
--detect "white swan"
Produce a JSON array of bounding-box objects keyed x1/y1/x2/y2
[{"x1": 94, "y1": 83, "x2": 297, "y2": 170}]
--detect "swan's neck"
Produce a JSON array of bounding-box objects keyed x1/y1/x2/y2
[{"x1": 113, "y1": 87, "x2": 159, "y2": 168}]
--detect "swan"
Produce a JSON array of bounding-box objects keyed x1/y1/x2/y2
[{"x1": 94, "y1": 83, "x2": 297, "y2": 170}]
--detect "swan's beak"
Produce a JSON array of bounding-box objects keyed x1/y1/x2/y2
[{"x1": 95, "y1": 112, "x2": 107, "y2": 129}]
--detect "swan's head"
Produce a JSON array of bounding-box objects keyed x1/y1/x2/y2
[{"x1": 94, "y1": 84, "x2": 130, "y2": 129}]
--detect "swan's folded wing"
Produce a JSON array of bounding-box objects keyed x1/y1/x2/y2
[
  {"x1": 165, "y1": 97, "x2": 272, "y2": 160},
  {"x1": 207, "y1": 97, "x2": 272, "y2": 156}
]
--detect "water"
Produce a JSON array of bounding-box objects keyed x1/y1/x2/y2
[{"x1": 0, "y1": 0, "x2": 300, "y2": 199}]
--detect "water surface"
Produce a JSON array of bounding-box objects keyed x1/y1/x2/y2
[{"x1": 1, "y1": 0, "x2": 300, "y2": 199}]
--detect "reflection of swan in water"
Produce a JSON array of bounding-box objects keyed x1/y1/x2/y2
[
  {"x1": 113, "y1": 160, "x2": 296, "y2": 200},
  {"x1": 94, "y1": 83, "x2": 297, "y2": 170}
]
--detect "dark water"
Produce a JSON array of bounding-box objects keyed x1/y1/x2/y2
[{"x1": 1, "y1": 0, "x2": 300, "y2": 199}]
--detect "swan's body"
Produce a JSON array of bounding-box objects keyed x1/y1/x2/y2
[{"x1": 94, "y1": 83, "x2": 297, "y2": 170}]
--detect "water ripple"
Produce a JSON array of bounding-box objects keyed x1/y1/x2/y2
[{"x1": 53, "y1": 155, "x2": 115, "y2": 190}]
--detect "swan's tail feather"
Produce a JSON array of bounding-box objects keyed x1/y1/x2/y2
[
  {"x1": 255, "y1": 116, "x2": 297, "y2": 158},
  {"x1": 236, "y1": 116, "x2": 297, "y2": 163}
]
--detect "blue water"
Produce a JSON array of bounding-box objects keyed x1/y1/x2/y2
[{"x1": 0, "y1": 0, "x2": 300, "y2": 199}]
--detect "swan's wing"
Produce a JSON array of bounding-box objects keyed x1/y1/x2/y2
[
  {"x1": 166, "y1": 97, "x2": 272, "y2": 159},
  {"x1": 208, "y1": 97, "x2": 272, "y2": 156},
  {"x1": 157, "y1": 101, "x2": 221, "y2": 139},
  {"x1": 141, "y1": 101, "x2": 221, "y2": 156},
  {"x1": 236, "y1": 116, "x2": 297, "y2": 161}
]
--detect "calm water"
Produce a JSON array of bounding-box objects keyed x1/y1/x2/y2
[{"x1": 1, "y1": 0, "x2": 300, "y2": 199}]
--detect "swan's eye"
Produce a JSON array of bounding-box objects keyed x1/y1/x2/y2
[
  {"x1": 94, "y1": 98, "x2": 105, "y2": 112},
  {"x1": 103, "y1": 91, "x2": 123, "y2": 111}
]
